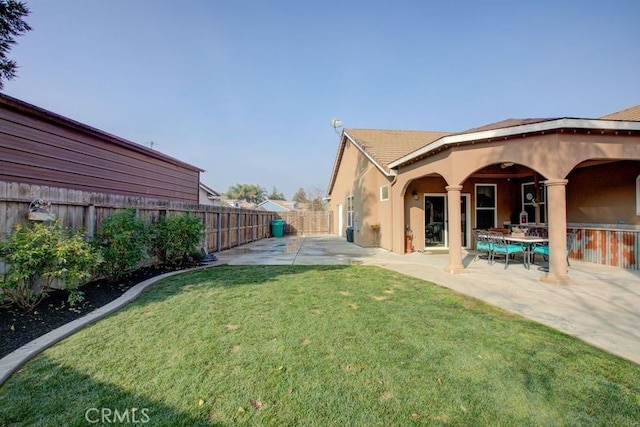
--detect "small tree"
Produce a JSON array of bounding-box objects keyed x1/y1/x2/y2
[
  {"x1": 292, "y1": 188, "x2": 308, "y2": 203},
  {"x1": 307, "y1": 186, "x2": 326, "y2": 211},
  {"x1": 0, "y1": 0, "x2": 32, "y2": 89},
  {"x1": 268, "y1": 186, "x2": 286, "y2": 200}
]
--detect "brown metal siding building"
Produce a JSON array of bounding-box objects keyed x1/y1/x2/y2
[{"x1": 0, "y1": 94, "x2": 202, "y2": 203}]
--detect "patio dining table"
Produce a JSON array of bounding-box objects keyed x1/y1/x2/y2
[{"x1": 503, "y1": 235, "x2": 549, "y2": 269}]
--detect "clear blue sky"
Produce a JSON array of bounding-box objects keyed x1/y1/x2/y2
[{"x1": 4, "y1": 0, "x2": 640, "y2": 199}]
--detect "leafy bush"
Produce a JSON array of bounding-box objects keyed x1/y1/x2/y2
[
  {"x1": 0, "y1": 222, "x2": 101, "y2": 310},
  {"x1": 152, "y1": 213, "x2": 203, "y2": 268},
  {"x1": 95, "y1": 209, "x2": 149, "y2": 281}
]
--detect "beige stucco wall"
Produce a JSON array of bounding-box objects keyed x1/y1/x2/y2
[
  {"x1": 327, "y1": 140, "x2": 393, "y2": 248},
  {"x1": 567, "y1": 160, "x2": 640, "y2": 226},
  {"x1": 402, "y1": 176, "x2": 522, "y2": 251},
  {"x1": 392, "y1": 132, "x2": 640, "y2": 253}
]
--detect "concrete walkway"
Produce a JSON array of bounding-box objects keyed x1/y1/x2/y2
[{"x1": 217, "y1": 235, "x2": 640, "y2": 365}]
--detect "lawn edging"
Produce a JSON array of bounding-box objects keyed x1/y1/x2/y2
[{"x1": 0, "y1": 262, "x2": 226, "y2": 387}]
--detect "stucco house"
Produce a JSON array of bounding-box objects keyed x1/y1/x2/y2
[{"x1": 326, "y1": 105, "x2": 640, "y2": 283}]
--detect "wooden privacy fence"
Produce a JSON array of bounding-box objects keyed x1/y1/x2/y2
[
  {"x1": 278, "y1": 211, "x2": 331, "y2": 235},
  {"x1": 0, "y1": 180, "x2": 277, "y2": 253}
]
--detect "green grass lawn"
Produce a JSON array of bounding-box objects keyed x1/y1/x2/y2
[{"x1": 1, "y1": 265, "x2": 639, "y2": 426}]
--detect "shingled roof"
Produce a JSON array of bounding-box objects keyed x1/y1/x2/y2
[
  {"x1": 460, "y1": 118, "x2": 560, "y2": 134},
  {"x1": 344, "y1": 128, "x2": 452, "y2": 173},
  {"x1": 600, "y1": 105, "x2": 640, "y2": 121},
  {"x1": 328, "y1": 104, "x2": 640, "y2": 196}
]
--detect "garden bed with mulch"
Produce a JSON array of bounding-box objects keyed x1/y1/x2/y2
[{"x1": 0, "y1": 266, "x2": 179, "y2": 359}]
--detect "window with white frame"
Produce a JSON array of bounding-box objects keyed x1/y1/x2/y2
[
  {"x1": 475, "y1": 184, "x2": 496, "y2": 229},
  {"x1": 346, "y1": 195, "x2": 354, "y2": 227},
  {"x1": 380, "y1": 185, "x2": 389, "y2": 201},
  {"x1": 522, "y1": 182, "x2": 546, "y2": 223}
]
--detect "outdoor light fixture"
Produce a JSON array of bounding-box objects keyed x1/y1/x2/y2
[{"x1": 412, "y1": 190, "x2": 419, "y2": 200}]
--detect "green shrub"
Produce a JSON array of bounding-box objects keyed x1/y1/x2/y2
[
  {"x1": 152, "y1": 213, "x2": 203, "y2": 268},
  {"x1": 0, "y1": 222, "x2": 101, "y2": 310},
  {"x1": 95, "y1": 209, "x2": 149, "y2": 281}
]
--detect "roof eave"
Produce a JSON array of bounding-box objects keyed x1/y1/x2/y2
[{"x1": 388, "y1": 118, "x2": 640, "y2": 169}]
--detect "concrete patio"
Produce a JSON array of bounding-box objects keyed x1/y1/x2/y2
[{"x1": 216, "y1": 234, "x2": 640, "y2": 365}]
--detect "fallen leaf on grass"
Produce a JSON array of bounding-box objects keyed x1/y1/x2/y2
[
  {"x1": 437, "y1": 378, "x2": 443, "y2": 385},
  {"x1": 198, "y1": 399, "x2": 204, "y2": 406},
  {"x1": 379, "y1": 391, "x2": 393, "y2": 402},
  {"x1": 460, "y1": 405, "x2": 467, "y2": 413},
  {"x1": 373, "y1": 295, "x2": 389, "y2": 301},
  {"x1": 411, "y1": 413, "x2": 420, "y2": 419},
  {"x1": 383, "y1": 289, "x2": 395, "y2": 294},
  {"x1": 224, "y1": 324, "x2": 239, "y2": 330},
  {"x1": 348, "y1": 303, "x2": 358, "y2": 309},
  {"x1": 249, "y1": 399, "x2": 264, "y2": 410},
  {"x1": 299, "y1": 338, "x2": 311, "y2": 345},
  {"x1": 339, "y1": 291, "x2": 352, "y2": 296}
]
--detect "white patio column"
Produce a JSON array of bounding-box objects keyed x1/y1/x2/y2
[
  {"x1": 541, "y1": 179, "x2": 574, "y2": 285},
  {"x1": 444, "y1": 185, "x2": 465, "y2": 274}
]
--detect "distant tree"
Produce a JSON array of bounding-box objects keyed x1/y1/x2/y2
[
  {"x1": 307, "y1": 186, "x2": 326, "y2": 211},
  {"x1": 268, "y1": 186, "x2": 286, "y2": 200},
  {"x1": 292, "y1": 188, "x2": 308, "y2": 203},
  {"x1": 226, "y1": 183, "x2": 266, "y2": 203},
  {"x1": 0, "y1": 0, "x2": 32, "y2": 90}
]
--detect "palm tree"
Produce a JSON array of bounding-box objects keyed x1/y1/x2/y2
[{"x1": 226, "y1": 183, "x2": 266, "y2": 203}]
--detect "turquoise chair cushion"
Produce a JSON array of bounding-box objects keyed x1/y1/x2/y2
[
  {"x1": 494, "y1": 244, "x2": 525, "y2": 255},
  {"x1": 476, "y1": 242, "x2": 491, "y2": 251},
  {"x1": 533, "y1": 245, "x2": 549, "y2": 256}
]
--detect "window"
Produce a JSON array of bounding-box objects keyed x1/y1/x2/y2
[
  {"x1": 346, "y1": 195, "x2": 354, "y2": 227},
  {"x1": 380, "y1": 185, "x2": 389, "y2": 201},
  {"x1": 522, "y1": 182, "x2": 546, "y2": 223},
  {"x1": 475, "y1": 184, "x2": 496, "y2": 229}
]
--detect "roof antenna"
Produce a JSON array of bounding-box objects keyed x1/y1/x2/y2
[{"x1": 330, "y1": 118, "x2": 343, "y2": 135}]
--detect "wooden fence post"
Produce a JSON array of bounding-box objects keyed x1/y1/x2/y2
[{"x1": 85, "y1": 204, "x2": 96, "y2": 240}]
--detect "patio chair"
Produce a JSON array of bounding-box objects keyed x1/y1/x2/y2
[
  {"x1": 472, "y1": 229, "x2": 492, "y2": 262},
  {"x1": 532, "y1": 232, "x2": 576, "y2": 266},
  {"x1": 487, "y1": 231, "x2": 526, "y2": 269}
]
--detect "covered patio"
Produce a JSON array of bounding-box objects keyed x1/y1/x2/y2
[{"x1": 390, "y1": 118, "x2": 640, "y2": 284}]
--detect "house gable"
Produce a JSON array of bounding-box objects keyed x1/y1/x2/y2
[{"x1": 327, "y1": 128, "x2": 451, "y2": 196}]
